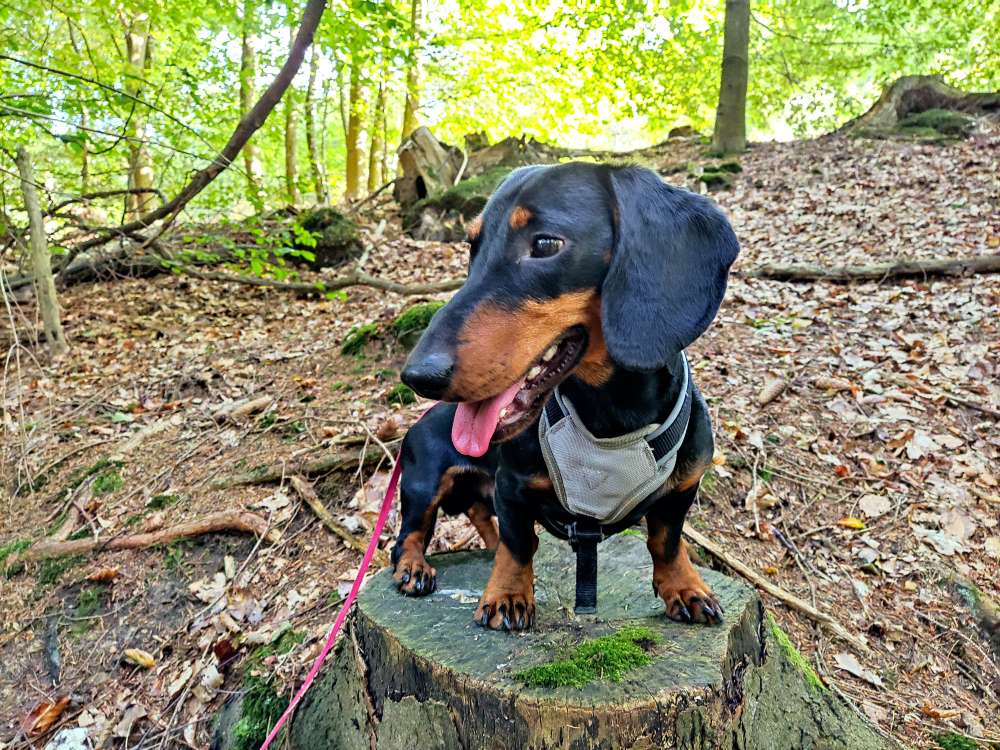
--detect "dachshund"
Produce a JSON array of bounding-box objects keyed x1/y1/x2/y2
[{"x1": 392, "y1": 162, "x2": 739, "y2": 631}]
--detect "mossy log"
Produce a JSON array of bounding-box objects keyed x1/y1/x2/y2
[{"x1": 288, "y1": 533, "x2": 893, "y2": 750}]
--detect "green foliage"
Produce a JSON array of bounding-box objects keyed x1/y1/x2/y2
[
  {"x1": 515, "y1": 626, "x2": 660, "y2": 688},
  {"x1": 392, "y1": 301, "x2": 445, "y2": 339},
  {"x1": 768, "y1": 616, "x2": 824, "y2": 693},
  {"x1": 934, "y1": 733, "x2": 979, "y2": 750},
  {"x1": 387, "y1": 383, "x2": 416, "y2": 405},
  {"x1": 92, "y1": 468, "x2": 124, "y2": 495},
  {"x1": 147, "y1": 494, "x2": 182, "y2": 510},
  {"x1": 0, "y1": 539, "x2": 31, "y2": 570},
  {"x1": 340, "y1": 323, "x2": 380, "y2": 356}
]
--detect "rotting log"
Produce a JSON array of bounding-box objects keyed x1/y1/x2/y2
[
  {"x1": 747, "y1": 254, "x2": 1000, "y2": 282},
  {"x1": 277, "y1": 533, "x2": 894, "y2": 750}
]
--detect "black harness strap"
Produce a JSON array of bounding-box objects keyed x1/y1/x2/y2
[{"x1": 566, "y1": 521, "x2": 602, "y2": 614}]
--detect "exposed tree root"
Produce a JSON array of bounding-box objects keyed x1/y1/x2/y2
[
  {"x1": 207, "y1": 440, "x2": 399, "y2": 489},
  {"x1": 747, "y1": 254, "x2": 1000, "y2": 282},
  {"x1": 290, "y1": 475, "x2": 390, "y2": 567},
  {"x1": 9, "y1": 510, "x2": 279, "y2": 565},
  {"x1": 684, "y1": 524, "x2": 872, "y2": 654}
]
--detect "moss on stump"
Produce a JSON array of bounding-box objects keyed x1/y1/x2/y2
[
  {"x1": 287, "y1": 533, "x2": 895, "y2": 750},
  {"x1": 297, "y1": 207, "x2": 361, "y2": 268}
]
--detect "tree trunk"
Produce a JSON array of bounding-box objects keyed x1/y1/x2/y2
[
  {"x1": 124, "y1": 14, "x2": 155, "y2": 220},
  {"x1": 283, "y1": 14, "x2": 301, "y2": 206},
  {"x1": 344, "y1": 61, "x2": 364, "y2": 200},
  {"x1": 400, "y1": 0, "x2": 421, "y2": 142},
  {"x1": 240, "y1": 0, "x2": 265, "y2": 210},
  {"x1": 16, "y1": 146, "x2": 68, "y2": 356},
  {"x1": 80, "y1": 106, "x2": 90, "y2": 193},
  {"x1": 266, "y1": 533, "x2": 895, "y2": 750},
  {"x1": 305, "y1": 45, "x2": 329, "y2": 204},
  {"x1": 712, "y1": 0, "x2": 750, "y2": 155},
  {"x1": 367, "y1": 79, "x2": 386, "y2": 193}
]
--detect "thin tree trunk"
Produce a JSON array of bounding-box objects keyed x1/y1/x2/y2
[
  {"x1": 344, "y1": 61, "x2": 363, "y2": 200},
  {"x1": 367, "y1": 78, "x2": 386, "y2": 193},
  {"x1": 124, "y1": 15, "x2": 155, "y2": 220},
  {"x1": 80, "y1": 107, "x2": 90, "y2": 193},
  {"x1": 711, "y1": 0, "x2": 750, "y2": 154},
  {"x1": 305, "y1": 44, "x2": 329, "y2": 204},
  {"x1": 240, "y1": 0, "x2": 265, "y2": 210},
  {"x1": 16, "y1": 147, "x2": 68, "y2": 356},
  {"x1": 400, "y1": 0, "x2": 421, "y2": 142},
  {"x1": 283, "y1": 14, "x2": 301, "y2": 206},
  {"x1": 380, "y1": 98, "x2": 390, "y2": 180}
]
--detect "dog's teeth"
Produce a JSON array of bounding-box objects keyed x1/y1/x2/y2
[
  {"x1": 499, "y1": 408, "x2": 509, "y2": 418},
  {"x1": 528, "y1": 366, "x2": 542, "y2": 380},
  {"x1": 543, "y1": 346, "x2": 557, "y2": 361}
]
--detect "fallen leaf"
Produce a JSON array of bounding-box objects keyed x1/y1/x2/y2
[
  {"x1": 123, "y1": 648, "x2": 155, "y2": 669},
  {"x1": 21, "y1": 696, "x2": 70, "y2": 736},
  {"x1": 813, "y1": 376, "x2": 853, "y2": 392},
  {"x1": 113, "y1": 704, "x2": 146, "y2": 740},
  {"x1": 86, "y1": 567, "x2": 119, "y2": 582},
  {"x1": 838, "y1": 517, "x2": 866, "y2": 530},
  {"x1": 939, "y1": 509, "x2": 976, "y2": 544},
  {"x1": 833, "y1": 652, "x2": 884, "y2": 688},
  {"x1": 920, "y1": 703, "x2": 961, "y2": 720},
  {"x1": 985, "y1": 536, "x2": 1000, "y2": 559},
  {"x1": 912, "y1": 525, "x2": 963, "y2": 556},
  {"x1": 757, "y1": 374, "x2": 786, "y2": 407},
  {"x1": 858, "y1": 494, "x2": 891, "y2": 519}
]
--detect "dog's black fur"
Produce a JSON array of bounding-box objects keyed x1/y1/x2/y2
[{"x1": 392, "y1": 162, "x2": 739, "y2": 630}]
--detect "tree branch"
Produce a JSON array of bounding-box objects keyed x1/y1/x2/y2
[
  {"x1": 179, "y1": 266, "x2": 464, "y2": 296},
  {"x1": 746, "y1": 254, "x2": 1000, "y2": 282}
]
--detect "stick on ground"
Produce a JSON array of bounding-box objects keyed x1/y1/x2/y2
[
  {"x1": 290, "y1": 475, "x2": 390, "y2": 567},
  {"x1": 683, "y1": 524, "x2": 872, "y2": 654},
  {"x1": 8, "y1": 511, "x2": 279, "y2": 565}
]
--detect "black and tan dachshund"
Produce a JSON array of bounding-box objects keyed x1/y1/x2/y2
[{"x1": 391, "y1": 162, "x2": 739, "y2": 630}]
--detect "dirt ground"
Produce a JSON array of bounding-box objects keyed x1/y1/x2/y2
[{"x1": 2, "y1": 124, "x2": 998, "y2": 749}]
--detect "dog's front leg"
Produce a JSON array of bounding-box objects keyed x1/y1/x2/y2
[
  {"x1": 646, "y1": 484, "x2": 723, "y2": 625},
  {"x1": 474, "y1": 468, "x2": 537, "y2": 631}
]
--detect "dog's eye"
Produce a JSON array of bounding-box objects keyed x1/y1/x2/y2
[{"x1": 530, "y1": 236, "x2": 564, "y2": 258}]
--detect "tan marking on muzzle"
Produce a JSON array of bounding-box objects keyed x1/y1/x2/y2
[{"x1": 448, "y1": 291, "x2": 613, "y2": 400}]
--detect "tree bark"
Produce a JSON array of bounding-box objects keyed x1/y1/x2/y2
[
  {"x1": 400, "y1": 0, "x2": 421, "y2": 142},
  {"x1": 305, "y1": 45, "x2": 329, "y2": 204},
  {"x1": 15, "y1": 146, "x2": 68, "y2": 356},
  {"x1": 748, "y1": 255, "x2": 1000, "y2": 282},
  {"x1": 367, "y1": 78, "x2": 387, "y2": 193},
  {"x1": 240, "y1": 0, "x2": 265, "y2": 210},
  {"x1": 712, "y1": 0, "x2": 750, "y2": 154},
  {"x1": 344, "y1": 61, "x2": 364, "y2": 200},
  {"x1": 278, "y1": 534, "x2": 894, "y2": 750},
  {"x1": 284, "y1": 14, "x2": 301, "y2": 206},
  {"x1": 124, "y1": 14, "x2": 155, "y2": 220}
]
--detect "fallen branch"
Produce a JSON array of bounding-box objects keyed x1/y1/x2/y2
[
  {"x1": 207, "y1": 439, "x2": 401, "y2": 489},
  {"x1": 683, "y1": 524, "x2": 872, "y2": 654},
  {"x1": 9, "y1": 510, "x2": 279, "y2": 564},
  {"x1": 747, "y1": 254, "x2": 1000, "y2": 282},
  {"x1": 290, "y1": 475, "x2": 390, "y2": 567},
  {"x1": 180, "y1": 266, "x2": 464, "y2": 296}
]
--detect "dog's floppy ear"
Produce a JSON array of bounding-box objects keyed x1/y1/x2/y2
[{"x1": 601, "y1": 166, "x2": 739, "y2": 371}]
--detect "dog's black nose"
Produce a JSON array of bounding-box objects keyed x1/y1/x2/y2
[{"x1": 401, "y1": 352, "x2": 454, "y2": 400}]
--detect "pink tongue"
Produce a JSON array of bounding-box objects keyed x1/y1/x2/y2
[{"x1": 452, "y1": 381, "x2": 523, "y2": 457}]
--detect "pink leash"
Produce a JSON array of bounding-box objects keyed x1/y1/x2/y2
[{"x1": 259, "y1": 451, "x2": 404, "y2": 750}]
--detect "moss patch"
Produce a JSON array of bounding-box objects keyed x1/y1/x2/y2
[
  {"x1": 934, "y1": 732, "x2": 979, "y2": 750},
  {"x1": 698, "y1": 171, "x2": 734, "y2": 190},
  {"x1": 93, "y1": 468, "x2": 124, "y2": 495},
  {"x1": 768, "y1": 616, "x2": 824, "y2": 693},
  {"x1": 898, "y1": 109, "x2": 973, "y2": 137},
  {"x1": 37, "y1": 555, "x2": 85, "y2": 587},
  {"x1": 387, "y1": 383, "x2": 416, "y2": 406},
  {"x1": 409, "y1": 167, "x2": 512, "y2": 221},
  {"x1": 229, "y1": 675, "x2": 288, "y2": 750},
  {"x1": 1, "y1": 538, "x2": 31, "y2": 566},
  {"x1": 340, "y1": 323, "x2": 380, "y2": 356},
  {"x1": 515, "y1": 626, "x2": 660, "y2": 688},
  {"x1": 393, "y1": 301, "x2": 446, "y2": 348},
  {"x1": 147, "y1": 493, "x2": 182, "y2": 510}
]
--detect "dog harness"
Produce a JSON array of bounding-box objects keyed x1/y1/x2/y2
[{"x1": 538, "y1": 353, "x2": 693, "y2": 613}]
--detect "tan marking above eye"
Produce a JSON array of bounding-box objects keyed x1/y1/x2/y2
[
  {"x1": 509, "y1": 206, "x2": 532, "y2": 230},
  {"x1": 466, "y1": 214, "x2": 483, "y2": 240}
]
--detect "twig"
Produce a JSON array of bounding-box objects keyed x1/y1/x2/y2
[
  {"x1": 8, "y1": 510, "x2": 280, "y2": 564},
  {"x1": 289, "y1": 475, "x2": 390, "y2": 567},
  {"x1": 683, "y1": 523, "x2": 872, "y2": 654},
  {"x1": 178, "y1": 266, "x2": 464, "y2": 296}
]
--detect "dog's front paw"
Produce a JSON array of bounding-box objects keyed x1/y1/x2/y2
[
  {"x1": 393, "y1": 550, "x2": 437, "y2": 597},
  {"x1": 474, "y1": 588, "x2": 535, "y2": 631},
  {"x1": 473, "y1": 543, "x2": 535, "y2": 631},
  {"x1": 655, "y1": 579, "x2": 723, "y2": 625}
]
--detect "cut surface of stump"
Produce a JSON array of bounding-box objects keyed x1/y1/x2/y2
[{"x1": 291, "y1": 532, "x2": 893, "y2": 749}]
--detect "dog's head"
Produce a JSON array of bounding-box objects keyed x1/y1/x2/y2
[{"x1": 401, "y1": 162, "x2": 739, "y2": 456}]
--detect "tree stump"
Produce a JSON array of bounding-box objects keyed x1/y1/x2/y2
[{"x1": 290, "y1": 533, "x2": 893, "y2": 750}]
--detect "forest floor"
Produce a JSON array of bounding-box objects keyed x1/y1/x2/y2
[{"x1": 2, "y1": 123, "x2": 999, "y2": 750}]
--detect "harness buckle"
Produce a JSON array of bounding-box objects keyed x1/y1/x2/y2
[{"x1": 566, "y1": 521, "x2": 602, "y2": 615}]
